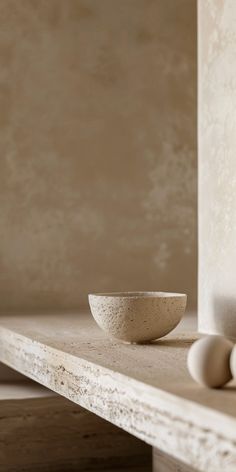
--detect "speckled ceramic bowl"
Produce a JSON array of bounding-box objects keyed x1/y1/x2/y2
[{"x1": 88, "y1": 291, "x2": 187, "y2": 343}]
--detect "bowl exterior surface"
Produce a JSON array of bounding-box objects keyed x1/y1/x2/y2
[{"x1": 88, "y1": 293, "x2": 187, "y2": 343}]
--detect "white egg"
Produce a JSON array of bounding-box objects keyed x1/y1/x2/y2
[{"x1": 187, "y1": 335, "x2": 233, "y2": 388}]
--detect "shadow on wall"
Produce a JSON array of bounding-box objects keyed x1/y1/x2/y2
[{"x1": 213, "y1": 296, "x2": 236, "y2": 339}]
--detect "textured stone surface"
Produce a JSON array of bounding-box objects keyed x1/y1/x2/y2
[
  {"x1": 0, "y1": 0, "x2": 197, "y2": 313},
  {"x1": 198, "y1": 0, "x2": 236, "y2": 336},
  {"x1": 89, "y1": 291, "x2": 187, "y2": 343},
  {"x1": 0, "y1": 379, "x2": 151, "y2": 471},
  {"x1": 153, "y1": 449, "x2": 197, "y2": 472},
  {"x1": 0, "y1": 313, "x2": 236, "y2": 472}
]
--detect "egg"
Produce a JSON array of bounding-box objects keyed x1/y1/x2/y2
[{"x1": 187, "y1": 335, "x2": 233, "y2": 388}]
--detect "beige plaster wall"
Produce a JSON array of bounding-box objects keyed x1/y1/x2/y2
[
  {"x1": 199, "y1": 0, "x2": 236, "y2": 335},
  {"x1": 0, "y1": 0, "x2": 197, "y2": 313}
]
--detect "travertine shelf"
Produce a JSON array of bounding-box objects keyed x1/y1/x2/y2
[
  {"x1": 0, "y1": 379, "x2": 150, "y2": 471},
  {"x1": 0, "y1": 313, "x2": 235, "y2": 472}
]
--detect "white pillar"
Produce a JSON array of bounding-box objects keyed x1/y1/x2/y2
[{"x1": 198, "y1": 0, "x2": 236, "y2": 337}]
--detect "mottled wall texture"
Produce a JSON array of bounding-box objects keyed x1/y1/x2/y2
[
  {"x1": 199, "y1": 0, "x2": 236, "y2": 335},
  {"x1": 0, "y1": 0, "x2": 197, "y2": 313}
]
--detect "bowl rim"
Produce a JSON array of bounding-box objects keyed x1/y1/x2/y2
[{"x1": 88, "y1": 291, "x2": 187, "y2": 299}]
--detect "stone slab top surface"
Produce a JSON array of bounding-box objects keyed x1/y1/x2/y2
[{"x1": 0, "y1": 312, "x2": 235, "y2": 471}]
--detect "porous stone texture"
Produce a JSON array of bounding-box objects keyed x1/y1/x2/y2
[
  {"x1": 0, "y1": 314, "x2": 236, "y2": 472},
  {"x1": 89, "y1": 292, "x2": 187, "y2": 343},
  {"x1": 198, "y1": 0, "x2": 236, "y2": 336},
  {"x1": 0, "y1": 379, "x2": 151, "y2": 472},
  {"x1": 0, "y1": 0, "x2": 197, "y2": 313}
]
